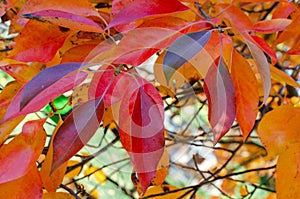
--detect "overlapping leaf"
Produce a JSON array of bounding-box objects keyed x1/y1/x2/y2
[
  {"x1": 204, "y1": 57, "x2": 236, "y2": 144},
  {"x1": 119, "y1": 77, "x2": 165, "y2": 192},
  {"x1": 163, "y1": 30, "x2": 212, "y2": 83}
]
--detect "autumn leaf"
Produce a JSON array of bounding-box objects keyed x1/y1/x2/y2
[
  {"x1": 0, "y1": 166, "x2": 43, "y2": 199},
  {"x1": 252, "y1": 18, "x2": 291, "y2": 34},
  {"x1": 40, "y1": 119, "x2": 68, "y2": 192},
  {"x1": 0, "y1": 119, "x2": 46, "y2": 184},
  {"x1": 231, "y1": 50, "x2": 259, "y2": 139},
  {"x1": 107, "y1": 0, "x2": 189, "y2": 29},
  {"x1": 51, "y1": 99, "x2": 104, "y2": 172},
  {"x1": 22, "y1": 10, "x2": 105, "y2": 33},
  {"x1": 257, "y1": 105, "x2": 300, "y2": 156},
  {"x1": 204, "y1": 57, "x2": 236, "y2": 144},
  {"x1": 276, "y1": 143, "x2": 300, "y2": 199},
  {"x1": 9, "y1": 20, "x2": 70, "y2": 63},
  {"x1": 119, "y1": 77, "x2": 165, "y2": 193},
  {"x1": 163, "y1": 30, "x2": 212, "y2": 83},
  {"x1": 3, "y1": 62, "x2": 87, "y2": 122}
]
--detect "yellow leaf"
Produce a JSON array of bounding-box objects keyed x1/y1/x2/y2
[
  {"x1": 270, "y1": 65, "x2": 300, "y2": 88},
  {"x1": 65, "y1": 160, "x2": 81, "y2": 179},
  {"x1": 43, "y1": 192, "x2": 75, "y2": 199},
  {"x1": 84, "y1": 166, "x2": 106, "y2": 183},
  {"x1": 142, "y1": 185, "x2": 192, "y2": 199},
  {"x1": 151, "y1": 148, "x2": 169, "y2": 186}
]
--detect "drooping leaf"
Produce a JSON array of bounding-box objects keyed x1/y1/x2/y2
[
  {"x1": 272, "y1": 2, "x2": 296, "y2": 19},
  {"x1": 163, "y1": 30, "x2": 212, "y2": 83},
  {"x1": 276, "y1": 143, "x2": 300, "y2": 199},
  {"x1": 3, "y1": 63, "x2": 88, "y2": 122},
  {"x1": 204, "y1": 57, "x2": 236, "y2": 144},
  {"x1": 0, "y1": 119, "x2": 46, "y2": 184},
  {"x1": 107, "y1": 0, "x2": 189, "y2": 29},
  {"x1": 251, "y1": 35, "x2": 277, "y2": 65},
  {"x1": 253, "y1": 19, "x2": 291, "y2": 34},
  {"x1": 119, "y1": 77, "x2": 165, "y2": 193},
  {"x1": 245, "y1": 39, "x2": 271, "y2": 104},
  {"x1": 231, "y1": 50, "x2": 259, "y2": 139},
  {"x1": 257, "y1": 105, "x2": 300, "y2": 156},
  {"x1": 51, "y1": 99, "x2": 104, "y2": 172},
  {"x1": 22, "y1": 10, "x2": 105, "y2": 33},
  {"x1": 9, "y1": 20, "x2": 70, "y2": 63},
  {"x1": 40, "y1": 119, "x2": 68, "y2": 192},
  {"x1": 0, "y1": 166, "x2": 43, "y2": 199}
]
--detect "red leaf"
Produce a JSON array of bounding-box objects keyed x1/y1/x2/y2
[
  {"x1": 119, "y1": 77, "x2": 165, "y2": 193},
  {"x1": 51, "y1": 99, "x2": 104, "y2": 172},
  {"x1": 204, "y1": 57, "x2": 236, "y2": 144},
  {"x1": 0, "y1": 119, "x2": 46, "y2": 184},
  {"x1": 88, "y1": 68, "x2": 133, "y2": 106},
  {"x1": 251, "y1": 35, "x2": 277, "y2": 65},
  {"x1": 22, "y1": 10, "x2": 105, "y2": 33},
  {"x1": 0, "y1": 166, "x2": 43, "y2": 198},
  {"x1": 253, "y1": 19, "x2": 291, "y2": 34},
  {"x1": 3, "y1": 63, "x2": 87, "y2": 122},
  {"x1": 9, "y1": 20, "x2": 70, "y2": 63},
  {"x1": 231, "y1": 50, "x2": 259, "y2": 139},
  {"x1": 107, "y1": 0, "x2": 189, "y2": 29}
]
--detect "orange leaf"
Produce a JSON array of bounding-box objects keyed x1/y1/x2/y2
[
  {"x1": 275, "y1": 14, "x2": 300, "y2": 45},
  {"x1": 276, "y1": 143, "x2": 300, "y2": 199},
  {"x1": 0, "y1": 116, "x2": 24, "y2": 145},
  {"x1": 40, "y1": 119, "x2": 68, "y2": 192},
  {"x1": 0, "y1": 119, "x2": 46, "y2": 183},
  {"x1": 9, "y1": 20, "x2": 70, "y2": 63},
  {"x1": 253, "y1": 19, "x2": 291, "y2": 34},
  {"x1": 257, "y1": 105, "x2": 300, "y2": 156},
  {"x1": 42, "y1": 192, "x2": 75, "y2": 199},
  {"x1": 0, "y1": 166, "x2": 43, "y2": 198},
  {"x1": 231, "y1": 50, "x2": 259, "y2": 139}
]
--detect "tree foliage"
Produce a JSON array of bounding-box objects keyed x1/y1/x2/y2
[{"x1": 0, "y1": 0, "x2": 300, "y2": 198}]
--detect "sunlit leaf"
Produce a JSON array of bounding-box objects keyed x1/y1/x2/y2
[
  {"x1": 84, "y1": 166, "x2": 106, "y2": 183},
  {"x1": 0, "y1": 81, "x2": 21, "y2": 120},
  {"x1": 231, "y1": 50, "x2": 259, "y2": 139},
  {"x1": 257, "y1": 105, "x2": 300, "y2": 156},
  {"x1": 251, "y1": 35, "x2": 277, "y2": 65},
  {"x1": 0, "y1": 119, "x2": 46, "y2": 183},
  {"x1": 163, "y1": 30, "x2": 212, "y2": 83},
  {"x1": 119, "y1": 77, "x2": 165, "y2": 193},
  {"x1": 270, "y1": 65, "x2": 300, "y2": 88},
  {"x1": 9, "y1": 20, "x2": 70, "y2": 63},
  {"x1": 204, "y1": 57, "x2": 236, "y2": 144},
  {"x1": 65, "y1": 160, "x2": 81, "y2": 179},
  {"x1": 51, "y1": 99, "x2": 104, "y2": 172},
  {"x1": 142, "y1": 185, "x2": 192, "y2": 199}
]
